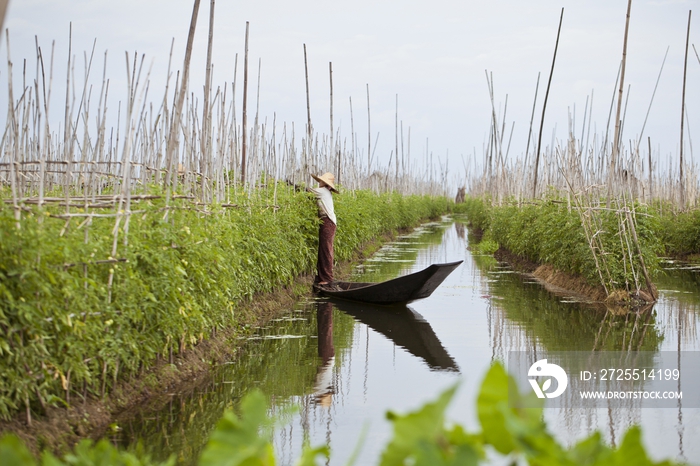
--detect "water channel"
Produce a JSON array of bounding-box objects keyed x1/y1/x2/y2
[{"x1": 117, "y1": 216, "x2": 700, "y2": 465}]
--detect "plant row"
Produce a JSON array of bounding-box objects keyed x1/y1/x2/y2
[
  {"x1": 0, "y1": 182, "x2": 451, "y2": 420},
  {"x1": 455, "y1": 196, "x2": 664, "y2": 295}
]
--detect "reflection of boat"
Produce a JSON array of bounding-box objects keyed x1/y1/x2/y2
[
  {"x1": 329, "y1": 299, "x2": 459, "y2": 372},
  {"x1": 314, "y1": 261, "x2": 463, "y2": 304}
]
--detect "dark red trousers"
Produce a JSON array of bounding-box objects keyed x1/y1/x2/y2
[{"x1": 316, "y1": 216, "x2": 336, "y2": 284}]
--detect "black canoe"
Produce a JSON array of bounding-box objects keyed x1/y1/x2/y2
[
  {"x1": 314, "y1": 260, "x2": 463, "y2": 304},
  {"x1": 330, "y1": 299, "x2": 459, "y2": 372}
]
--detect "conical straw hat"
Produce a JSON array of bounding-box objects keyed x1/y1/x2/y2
[{"x1": 311, "y1": 172, "x2": 338, "y2": 193}]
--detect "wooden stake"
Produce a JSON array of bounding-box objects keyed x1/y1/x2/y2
[
  {"x1": 201, "y1": 0, "x2": 216, "y2": 197},
  {"x1": 0, "y1": 0, "x2": 8, "y2": 38},
  {"x1": 395, "y1": 94, "x2": 399, "y2": 184},
  {"x1": 241, "y1": 21, "x2": 250, "y2": 186},
  {"x1": 609, "y1": 0, "x2": 633, "y2": 199},
  {"x1": 533, "y1": 8, "x2": 564, "y2": 199},
  {"x1": 366, "y1": 84, "x2": 371, "y2": 175},
  {"x1": 330, "y1": 62, "x2": 337, "y2": 181},
  {"x1": 679, "y1": 10, "x2": 692, "y2": 210},
  {"x1": 165, "y1": 0, "x2": 201, "y2": 207},
  {"x1": 648, "y1": 137, "x2": 653, "y2": 201},
  {"x1": 303, "y1": 44, "x2": 311, "y2": 175}
]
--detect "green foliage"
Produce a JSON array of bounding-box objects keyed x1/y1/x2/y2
[
  {"x1": 334, "y1": 191, "x2": 451, "y2": 262},
  {"x1": 0, "y1": 364, "x2": 681, "y2": 466},
  {"x1": 380, "y1": 384, "x2": 481, "y2": 466},
  {"x1": 454, "y1": 196, "x2": 491, "y2": 233},
  {"x1": 293, "y1": 445, "x2": 331, "y2": 466},
  {"x1": 471, "y1": 235, "x2": 498, "y2": 256},
  {"x1": 198, "y1": 391, "x2": 276, "y2": 466},
  {"x1": 0, "y1": 182, "x2": 450, "y2": 420},
  {"x1": 0, "y1": 434, "x2": 36, "y2": 466},
  {"x1": 50, "y1": 439, "x2": 175, "y2": 466},
  {"x1": 460, "y1": 197, "x2": 663, "y2": 290},
  {"x1": 0, "y1": 433, "x2": 174, "y2": 466},
  {"x1": 656, "y1": 206, "x2": 700, "y2": 257}
]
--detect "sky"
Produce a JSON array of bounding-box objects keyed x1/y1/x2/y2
[{"x1": 3, "y1": 0, "x2": 700, "y2": 179}]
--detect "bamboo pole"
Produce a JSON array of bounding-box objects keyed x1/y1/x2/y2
[
  {"x1": 329, "y1": 62, "x2": 337, "y2": 182},
  {"x1": 303, "y1": 44, "x2": 311, "y2": 178},
  {"x1": 609, "y1": 0, "x2": 633, "y2": 200},
  {"x1": 229, "y1": 53, "x2": 238, "y2": 190},
  {"x1": 679, "y1": 10, "x2": 692, "y2": 210},
  {"x1": 5, "y1": 30, "x2": 21, "y2": 228},
  {"x1": 648, "y1": 137, "x2": 653, "y2": 201},
  {"x1": 395, "y1": 94, "x2": 399, "y2": 184},
  {"x1": 165, "y1": 0, "x2": 201, "y2": 213},
  {"x1": 524, "y1": 72, "x2": 541, "y2": 170},
  {"x1": 366, "y1": 84, "x2": 371, "y2": 176},
  {"x1": 637, "y1": 47, "x2": 669, "y2": 151},
  {"x1": 349, "y1": 96, "x2": 355, "y2": 171},
  {"x1": 254, "y1": 57, "x2": 262, "y2": 181},
  {"x1": 533, "y1": 7, "x2": 564, "y2": 199},
  {"x1": 240, "y1": 22, "x2": 250, "y2": 186},
  {"x1": 62, "y1": 24, "x2": 73, "y2": 213},
  {"x1": 0, "y1": 0, "x2": 8, "y2": 40},
  {"x1": 201, "y1": 0, "x2": 216, "y2": 201},
  {"x1": 626, "y1": 208, "x2": 657, "y2": 300}
]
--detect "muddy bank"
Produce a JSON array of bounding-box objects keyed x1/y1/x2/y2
[
  {"x1": 494, "y1": 247, "x2": 656, "y2": 308},
  {"x1": 0, "y1": 278, "x2": 310, "y2": 455}
]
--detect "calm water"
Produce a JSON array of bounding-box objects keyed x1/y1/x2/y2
[{"x1": 117, "y1": 216, "x2": 700, "y2": 465}]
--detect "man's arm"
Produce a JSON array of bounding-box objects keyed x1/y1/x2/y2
[{"x1": 286, "y1": 179, "x2": 314, "y2": 193}]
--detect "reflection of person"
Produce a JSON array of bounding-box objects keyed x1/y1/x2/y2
[
  {"x1": 309, "y1": 173, "x2": 339, "y2": 287},
  {"x1": 314, "y1": 301, "x2": 335, "y2": 407},
  {"x1": 455, "y1": 222, "x2": 465, "y2": 240}
]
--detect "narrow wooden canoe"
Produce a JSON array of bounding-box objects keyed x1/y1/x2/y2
[
  {"x1": 313, "y1": 260, "x2": 463, "y2": 304},
  {"x1": 329, "y1": 299, "x2": 459, "y2": 372}
]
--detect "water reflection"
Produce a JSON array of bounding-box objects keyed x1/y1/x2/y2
[
  {"x1": 314, "y1": 301, "x2": 335, "y2": 407},
  {"x1": 473, "y1": 256, "x2": 665, "y2": 355},
  {"x1": 115, "y1": 218, "x2": 700, "y2": 465},
  {"x1": 330, "y1": 298, "x2": 458, "y2": 372},
  {"x1": 471, "y1": 240, "x2": 700, "y2": 464}
]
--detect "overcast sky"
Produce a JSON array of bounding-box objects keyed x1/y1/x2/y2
[{"x1": 3, "y1": 0, "x2": 700, "y2": 176}]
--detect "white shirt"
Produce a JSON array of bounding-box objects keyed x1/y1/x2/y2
[{"x1": 310, "y1": 187, "x2": 336, "y2": 225}]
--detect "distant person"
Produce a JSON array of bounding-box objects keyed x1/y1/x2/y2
[{"x1": 309, "y1": 173, "x2": 339, "y2": 287}]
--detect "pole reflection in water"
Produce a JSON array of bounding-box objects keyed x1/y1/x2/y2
[{"x1": 314, "y1": 301, "x2": 335, "y2": 408}]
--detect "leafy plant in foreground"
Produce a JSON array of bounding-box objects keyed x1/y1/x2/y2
[{"x1": 0, "y1": 363, "x2": 683, "y2": 466}]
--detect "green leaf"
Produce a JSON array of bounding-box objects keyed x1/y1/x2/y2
[
  {"x1": 379, "y1": 384, "x2": 458, "y2": 466},
  {"x1": 198, "y1": 390, "x2": 276, "y2": 466},
  {"x1": 601, "y1": 426, "x2": 675, "y2": 466},
  {"x1": 0, "y1": 435, "x2": 37, "y2": 466},
  {"x1": 477, "y1": 362, "x2": 549, "y2": 458},
  {"x1": 293, "y1": 444, "x2": 330, "y2": 466},
  {"x1": 476, "y1": 363, "x2": 518, "y2": 454},
  {"x1": 39, "y1": 451, "x2": 65, "y2": 466},
  {"x1": 565, "y1": 432, "x2": 611, "y2": 465}
]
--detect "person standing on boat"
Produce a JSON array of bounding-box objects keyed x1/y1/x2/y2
[{"x1": 309, "y1": 173, "x2": 338, "y2": 287}]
